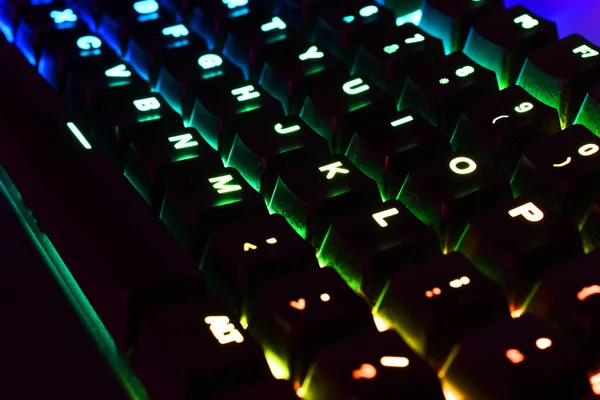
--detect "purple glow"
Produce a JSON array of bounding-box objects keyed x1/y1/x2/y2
[{"x1": 509, "y1": 0, "x2": 600, "y2": 45}]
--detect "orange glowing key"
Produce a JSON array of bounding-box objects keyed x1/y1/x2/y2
[
  {"x1": 505, "y1": 349, "x2": 525, "y2": 364},
  {"x1": 577, "y1": 284, "x2": 600, "y2": 301}
]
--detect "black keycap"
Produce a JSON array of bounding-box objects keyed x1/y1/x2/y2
[
  {"x1": 419, "y1": 0, "x2": 505, "y2": 54},
  {"x1": 300, "y1": 73, "x2": 387, "y2": 153},
  {"x1": 226, "y1": 114, "x2": 330, "y2": 195},
  {"x1": 202, "y1": 214, "x2": 318, "y2": 306},
  {"x1": 457, "y1": 197, "x2": 583, "y2": 311},
  {"x1": 310, "y1": 1, "x2": 395, "y2": 62},
  {"x1": 156, "y1": 47, "x2": 242, "y2": 117},
  {"x1": 66, "y1": 58, "x2": 146, "y2": 110},
  {"x1": 398, "y1": 152, "x2": 512, "y2": 252},
  {"x1": 351, "y1": 22, "x2": 444, "y2": 93},
  {"x1": 463, "y1": 6, "x2": 558, "y2": 88},
  {"x1": 318, "y1": 200, "x2": 440, "y2": 301},
  {"x1": 188, "y1": 0, "x2": 271, "y2": 50},
  {"x1": 399, "y1": 51, "x2": 498, "y2": 131},
  {"x1": 444, "y1": 314, "x2": 592, "y2": 399},
  {"x1": 378, "y1": 252, "x2": 510, "y2": 366},
  {"x1": 213, "y1": 379, "x2": 298, "y2": 400},
  {"x1": 125, "y1": 22, "x2": 205, "y2": 84},
  {"x1": 90, "y1": 90, "x2": 183, "y2": 160},
  {"x1": 451, "y1": 85, "x2": 560, "y2": 176},
  {"x1": 65, "y1": 0, "x2": 106, "y2": 30},
  {"x1": 534, "y1": 250, "x2": 600, "y2": 370},
  {"x1": 575, "y1": 84, "x2": 600, "y2": 137},
  {"x1": 124, "y1": 126, "x2": 221, "y2": 203},
  {"x1": 259, "y1": 38, "x2": 344, "y2": 114},
  {"x1": 223, "y1": 13, "x2": 295, "y2": 80},
  {"x1": 37, "y1": 28, "x2": 114, "y2": 90},
  {"x1": 517, "y1": 34, "x2": 600, "y2": 127},
  {"x1": 268, "y1": 154, "x2": 381, "y2": 247},
  {"x1": 132, "y1": 294, "x2": 272, "y2": 399},
  {"x1": 247, "y1": 268, "x2": 375, "y2": 383},
  {"x1": 157, "y1": 158, "x2": 268, "y2": 253},
  {"x1": 344, "y1": 101, "x2": 451, "y2": 201},
  {"x1": 14, "y1": 2, "x2": 82, "y2": 66},
  {"x1": 0, "y1": 43, "x2": 204, "y2": 351},
  {"x1": 97, "y1": 0, "x2": 171, "y2": 56},
  {"x1": 511, "y1": 124, "x2": 600, "y2": 222},
  {"x1": 188, "y1": 76, "x2": 283, "y2": 158},
  {"x1": 307, "y1": 331, "x2": 445, "y2": 400}
]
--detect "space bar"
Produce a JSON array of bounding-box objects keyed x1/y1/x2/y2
[{"x1": 0, "y1": 42, "x2": 202, "y2": 351}]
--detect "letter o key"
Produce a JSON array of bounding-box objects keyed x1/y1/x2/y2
[{"x1": 449, "y1": 157, "x2": 477, "y2": 175}]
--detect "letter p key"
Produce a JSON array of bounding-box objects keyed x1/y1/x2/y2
[{"x1": 508, "y1": 202, "x2": 544, "y2": 222}]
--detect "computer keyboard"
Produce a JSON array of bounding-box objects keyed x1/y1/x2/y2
[{"x1": 1, "y1": 0, "x2": 600, "y2": 399}]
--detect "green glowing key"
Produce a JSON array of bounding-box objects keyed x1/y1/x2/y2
[{"x1": 268, "y1": 155, "x2": 380, "y2": 247}]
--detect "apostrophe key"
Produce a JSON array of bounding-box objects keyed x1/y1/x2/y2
[
  {"x1": 399, "y1": 52, "x2": 498, "y2": 131},
  {"x1": 66, "y1": 58, "x2": 146, "y2": 111},
  {"x1": 226, "y1": 114, "x2": 330, "y2": 196},
  {"x1": 457, "y1": 197, "x2": 583, "y2": 311},
  {"x1": 89, "y1": 90, "x2": 182, "y2": 160},
  {"x1": 378, "y1": 252, "x2": 510, "y2": 367},
  {"x1": 201, "y1": 214, "x2": 318, "y2": 307},
  {"x1": 268, "y1": 154, "x2": 381, "y2": 247},
  {"x1": 97, "y1": 0, "x2": 173, "y2": 57},
  {"x1": 344, "y1": 101, "x2": 451, "y2": 201},
  {"x1": 398, "y1": 152, "x2": 512, "y2": 252},
  {"x1": 451, "y1": 85, "x2": 560, "y2": 176},
  {"x1": 310, "y1": 2, "x2": 395, "y2": 62},
  {"x1": 124, "y1": 127, "x2": 221, "y2": 203},
  {"x1": 125, "y1": 22, "x2": 205, "y2": 84},
  {"x1": 156, "y1": 158, "x2": 267, "y2": 253},
  {"x1": 247, "y1": 268, "x2": 375, "y2": 383},
  {"x1": 318, "y1": 199, "x2": 440, "y2": 301},
  {"x1": 300, "y1": 73, "x2": 386, "y2": 153},
  {"x1": 575, "y1": 84, "x2": 600, "y2": 137},
  {"x1": 444, "y1": 314, "x2": 592, "y2": 399},
  {"x1": 511, "y1": 124, "x2": 600, "y2": 222},
  {"x1": 156, "y1": 48, "x2": 242, "y2": 118},
  {"x1": 38, "y1": 29, "x2": 114, "y2": 91},
  {"x1": 132, "y1": 293, "x2": 272, "y2": 399},
  {"x1": 14, "y1": 2, "x2": 82, "y2": 66},
  {"x1": 351, "y1": 22, "x2": 443, "y2": 93},
  {"x1": 305, "y1": 331, "x2": 445, "y2": 400},
  {"x1": 213, "y1": 379, "x2": 298, "y2": 400},
  {"x1": 259, "y1": 38, "x2": 344, "y2": 115},
  {"x1": 533, "y1": 250, "x2": 600, "y2": 370},
  {"x1": 419, "y1": 0, "x2": 504, "y2": 54},
  {"x1": 188, "y1": 76, "x2": 283, "y2": 158},
  {"x1": 188, "y1": 0, "x2": 271, "y2": 51},
  {"x1": 463, "y1": 6, "x2": 557, "y2": 88},
  {"x1": 222, "y1": 13, "x2": 295, "y2": 80},
  {"x1": 517, "y1": 34, "x2": 600, "y2": 127}
]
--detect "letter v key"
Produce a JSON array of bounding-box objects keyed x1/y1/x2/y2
[{"x1": 105, "y1": 64, "x2": 132, "y2": 78}]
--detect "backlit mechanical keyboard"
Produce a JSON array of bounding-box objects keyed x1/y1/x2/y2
[{"x1": 2, "y1": 0, "x2": 600, "y2": 399}]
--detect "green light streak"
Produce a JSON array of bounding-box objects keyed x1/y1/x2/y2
[
  {"x1": 0, "y1": 165, "x2": 147, "y2": 400},
  {"x1": 67, "y1": 122, "x2": 92, "y2": 150}
]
